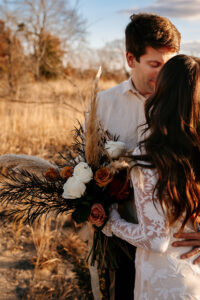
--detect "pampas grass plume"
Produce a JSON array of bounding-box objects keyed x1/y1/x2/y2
[{"x1": 85, "y1": 67, "x2": 104, "y2": 168}]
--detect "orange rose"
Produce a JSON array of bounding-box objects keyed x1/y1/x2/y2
[
  {"x1": 94, "y1": 167, "x2": 113, "y2": 187},
  {"x1": 45, "y1": 168, "x2": 59, "y2": 180},
  {"x1": 88, "y1": 204, "x2": 107, "y2": 227},
  {"x1": 60, "y1": 166, "x2": 73, "y2": 180}
]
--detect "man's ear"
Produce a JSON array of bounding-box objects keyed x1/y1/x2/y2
[{"x1": 126, "y1": 52, "x2": 136, "y2": 68}]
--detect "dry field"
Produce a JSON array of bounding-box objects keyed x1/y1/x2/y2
[
  {"x1": 0, "y1": 78, "x2": 116, "y2": 158},
  {"x1": 0, "y1": 77, "x2": 116, "y2": 300}
]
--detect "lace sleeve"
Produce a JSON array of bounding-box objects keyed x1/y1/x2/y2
[{"x1": 110, "y1": 165, "x2": 170, "y2": 253}]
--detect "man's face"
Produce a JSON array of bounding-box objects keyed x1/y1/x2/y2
[{"x1": 126, "y1": 46, "x2": 177, "y2": 97}]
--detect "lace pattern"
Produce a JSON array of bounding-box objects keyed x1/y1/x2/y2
[
  {"x1": 110, "y1": 166, "x2": 170, "y2": 252},
  {"x1": 105, "y1": 147, "x2": 200, "y2": 300}
]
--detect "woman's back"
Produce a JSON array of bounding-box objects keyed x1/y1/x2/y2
[{"x1": 131, "y1": 155, "x2": 200, "y2": 300}]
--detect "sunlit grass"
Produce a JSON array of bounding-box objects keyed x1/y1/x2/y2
[
  {"x1": 0, "y1": 78, "x2": 116, "y2": 159},
  {"x1": 0, "y1": 77, "x2": 115, "y2": 299}
]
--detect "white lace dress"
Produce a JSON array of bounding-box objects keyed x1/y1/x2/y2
[{"x1": 105, "y1": 148, "x2": 200, "y2": 300}]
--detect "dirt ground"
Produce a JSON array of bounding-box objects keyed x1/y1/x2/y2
[{"x1": 0, "y1": 218, "x2": 94, "y2": 300}]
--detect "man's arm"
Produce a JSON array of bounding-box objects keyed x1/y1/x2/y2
[{"x1": 172, "y1": 232, "x2": 200, "y2": 264}]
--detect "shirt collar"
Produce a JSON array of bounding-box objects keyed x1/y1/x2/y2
[{"x1": 122, "y1": 77, "x2": 146, "y2": 101}]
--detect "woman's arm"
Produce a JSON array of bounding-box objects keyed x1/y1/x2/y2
[{"x1": 107, "y1": 165, "x2": 170, "y2": 253}]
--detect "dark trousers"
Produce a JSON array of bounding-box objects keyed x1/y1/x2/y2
[
  {"x1": 106, "y1": 237, "x2": 136, "y2": 300},
  {"x1": 115, "y1": 241, "x2": 136, "y2": 300}
]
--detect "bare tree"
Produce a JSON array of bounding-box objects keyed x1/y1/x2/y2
[
  {"x1": 0, "y1": 0, "x2": 87, "y2": 80},
  {"x1": 97, "y1": 39, "x2": 129, "y2": 78}
]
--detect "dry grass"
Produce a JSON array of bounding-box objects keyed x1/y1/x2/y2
[
  {"x1": 0, "y1": 76, "x2": 116, "y2": 299},
  {"x1": 0, "y1": 78, "x2": 116, "y2": 159}
]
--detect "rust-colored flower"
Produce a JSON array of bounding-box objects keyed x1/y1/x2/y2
[
  {"x1": 88, "y1": 204, "x2": 107, "y2": 227},
  {"x1": 117, "y1": 179, "x2": 131, "y2": 201},
  {"x1": 44, "y1": 168, "x2": 59, "y2": 180},
  {"x1": 94, "y1": 167, "x2": 113, "y2": 187},
  {"x1": 109, "y1": 172, "x2": 131, "y2": 201},
  {"x1": 60, "y1": 166, "x2": 73, "y2": 180}
]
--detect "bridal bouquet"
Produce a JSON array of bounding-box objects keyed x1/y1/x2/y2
[{"x1": 0, "y1": 69, "x2": 133, "y2": 269}]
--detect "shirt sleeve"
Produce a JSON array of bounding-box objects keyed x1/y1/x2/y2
[{"x1": 109, "y1": 154, "x2": 170, "y2": 253}]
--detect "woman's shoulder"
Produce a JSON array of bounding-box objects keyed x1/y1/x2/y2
[{"x1": 131, "y1": 147, "x2": 157, "y2": 185}]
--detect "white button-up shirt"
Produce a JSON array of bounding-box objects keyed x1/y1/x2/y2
[
  {"x1": 97, "y1": 77, "x2": 146, "y2": 223},
  {"x1": 97, "y1": 77, "x2": 146, "y2": 151}
]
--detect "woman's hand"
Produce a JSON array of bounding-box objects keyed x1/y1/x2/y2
[
  {"x1": 109, "y1": 204, "x2": 120, "y2": 221},
  {"x1": 102, "y1": 203, "x2": 120, "y2": 236}
]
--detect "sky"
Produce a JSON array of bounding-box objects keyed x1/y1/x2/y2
[{"x1": 78, "y1": 0, "x2": 200, "y2": 54}]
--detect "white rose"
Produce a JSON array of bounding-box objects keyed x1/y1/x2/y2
[
  {"x1": 62, "y1": 176, "x2": 86, "y2": 199},
  {"x1": 105, "y1": 140, "x2": 126, "y2": 159},
  {"x1": 73, "y1": 162, "x2": 93, "y2": 183}
]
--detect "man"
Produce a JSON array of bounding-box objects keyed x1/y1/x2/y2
[{"x1": 97, "y1": 13, "x2": 181, "y2": 300}]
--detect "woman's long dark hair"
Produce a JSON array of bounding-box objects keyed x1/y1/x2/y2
[{"x1": 137, "y1": 54, "x2": 200, "y2": 231}]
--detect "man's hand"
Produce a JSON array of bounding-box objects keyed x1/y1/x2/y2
[{"x1": 172, "y1": 232, "x2": 200, "y2": 264}]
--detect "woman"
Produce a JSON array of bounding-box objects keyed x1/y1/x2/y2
[{"x1": 103, "y1": 55, "x2": 200, "y2": 299}]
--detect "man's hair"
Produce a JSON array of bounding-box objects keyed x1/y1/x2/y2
[{"x1": 125, "y1": 13, "x2": 181, "y2": 61}]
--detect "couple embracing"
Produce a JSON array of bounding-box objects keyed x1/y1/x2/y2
[{"x1": 95, "y1": 13, "x2": 200, "y2": 300}]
